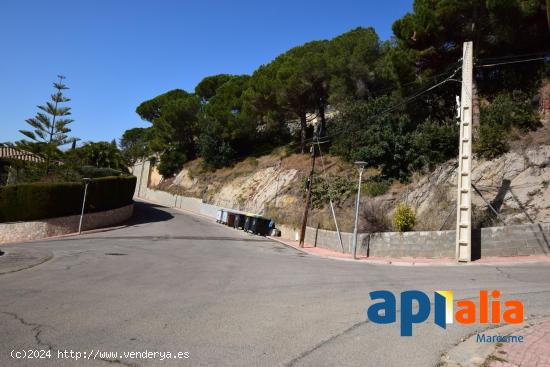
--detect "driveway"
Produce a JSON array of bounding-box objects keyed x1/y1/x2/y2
[{"x1": 1, "y1": 201, "x2": 550, "y2": 366}]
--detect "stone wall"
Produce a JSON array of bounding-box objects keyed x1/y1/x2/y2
[
  {"x1": 304, "y1": 223, "x2": 550, "y2": 258},
  {"x1": 0, "y1": 204, "x2": 134, "y2": 244}
]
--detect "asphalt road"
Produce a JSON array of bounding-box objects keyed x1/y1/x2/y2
[{"x1": 1, "y1": 201, "x2": 550, "y2": 367}]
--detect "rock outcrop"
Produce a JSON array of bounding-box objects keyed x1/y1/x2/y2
[{"x1": 405, "y1": 145, "x2": 550, "y2": 229}]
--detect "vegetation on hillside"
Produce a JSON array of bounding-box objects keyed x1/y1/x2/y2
[{"x1": 123, "y1": 0, "x2": 549, "y2": 182}]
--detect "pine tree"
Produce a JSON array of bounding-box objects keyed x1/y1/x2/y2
[{"x1": 19, "y1": 75, "x2": 76, "y2": 171}]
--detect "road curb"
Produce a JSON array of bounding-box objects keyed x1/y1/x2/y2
[
  {"x1": 439, "y1": 317, "x2": 550, "y2": 367},
  {"x1": 267, "y1": 236, "x2": 550, "y2": 267}
]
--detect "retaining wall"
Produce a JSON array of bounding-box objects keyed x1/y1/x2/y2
[
  {"x1": 139, "y1": 188, "x2": 203, "y2": 213},
  {"x1": 132, "y1": 162, "x2": 550, "y2": 259},
  {"x1": 138, "y1": 187, "x2": 255, "y2": 220},
  {"x1": 138, "y1": 184, "x2": 550, "y2": 258},
  {"x1": 305, "y1": 223, "x2": 550, "y2": 258},
  {"x1": 0, "y1": 204, "x2": 134, "y2": 244},
  {"x1": 132, "y1": 160, "x2": 151, "y2": 198}
]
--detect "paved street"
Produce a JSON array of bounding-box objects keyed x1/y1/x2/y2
[{"x1": 1, "y1": 201, "x2": 550, "y2": 367}]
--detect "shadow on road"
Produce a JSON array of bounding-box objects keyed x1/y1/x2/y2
[{"x1": 126, "y1": 201, "x2": 174, "y2": 225}]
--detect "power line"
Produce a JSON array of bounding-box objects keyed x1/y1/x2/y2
[
  {"x1": 365, "y1": 61, "x2": 462, "y2": 97},
  {"x1": 313, "y1": 135, "x2": 345, "y2": 252},
  {"x1": 304, "y1": 65, "x2": 462, "y2": 144},
  {"x1": 476, "y1": 51, "x2": 550, "y2": 62},
  {"x1": 476, "y1": 57, "x2": 547, "y2": 68}
]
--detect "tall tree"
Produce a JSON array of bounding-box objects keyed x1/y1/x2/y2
[
  {"x1": 120, "y1": 127, "x2": 151, "y2": 165},
  {"x1": 329, "y1": 96, "x2": 417, "y2": 181},
  {"x1": 327, "y1": 27, "x2": 390, "y2": 104},
  {"x1": 19, "y1": 75, "x2": 76, "y2": 171},
  {"x1": 70, "y1": 141, "x2": 128, "y2": 172},
  {"x1": 245, "y1": 65, "x2": 291, "y2": 141},
  {"x1": 270, "y1": 42, "x2": 328, "y2": 153},
  {"x1": 392, "y1": 0, "x2": 549, "y2": 78},
  {"x1": 198, "y1": 75, "x2": 256, "y2": 168},
  {"x1": 136, "y1": 89, "x2": 201, "y2": 173},
  {"x1": 195, "y1": 74, "x2": 235, "y2": 103}
]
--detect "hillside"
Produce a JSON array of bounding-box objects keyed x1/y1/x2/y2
[
  {"x1": 150, "y1": 148, "x2": 359, "y2": 231},
  {"x1": 145, "y1": 117, "x2": 550, "y2": 233},
  {"x1": 142, "y1": 82, "x2": 550, "y2": 233}
]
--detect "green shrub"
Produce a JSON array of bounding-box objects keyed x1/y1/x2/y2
[
  {"x1": 245, "y1": 157, "x2": 259, "y2": 168},
  {"x1": 0, "y1": 176, "x2": 136, "y2": 222},
  {"x1": 475, "y1": 90, "x2": 538, "y2": 159},
  {"x1": 410, "y1": 120, "x2": 459, "y2": 171},
  {"x1": 158, "y1": 150, "x2": 187, "y2": 177},
  {"x1": 79, "y1": 165, "x2": 122, "y2": 178},
  {"x1": 309, "y1": 175, "x2": 356, "y2": 209},
  {"x1": 198, "y1": 134, "x2": 236, "y2": 169},
  {"x1": 481, "y1": 90, "x2": 539, "y2": 132},
  {"x1": 475, "y1": 122, "x2": 510, "y2": 159},
  {"x1": 393, "y1": 203, "x2": 416, "y2": 232},
  {"x1": 85, "y1": 176, "x2": 137, "y2": 212},
  {"x1": 363, "y1": 179, "x2": 390, "y2": 197}
]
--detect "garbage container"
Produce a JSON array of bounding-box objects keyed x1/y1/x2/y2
[
  {"x1": 267, "y1": 219, "x2": 275, "y2": 235},
  {"x1": 234, "y1": 214, "x2": 244, "y2": 229},
  {"x1": 255, "y1": 217, "x2": 270, "y2": 236},
  {"x1": 227, "y1": 212, "x2": 236, "y2": 227},
  {"x1": 246, "y1": 216, "x2": 268, "y2": 236},
  {"x1": 221, "y1": 210, "x2": 228, "y2": 225},
  {"x1": 243, "y1": 215, "x2": 253, "y2": 232},
  {"x1": 249, "y1": 216, "x2": 259, "y2": 234},
  {"x1": 216, "y1": 209, "x2": 223, "y2": 223}
]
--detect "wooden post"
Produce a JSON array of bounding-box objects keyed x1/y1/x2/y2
[{"x1": 299, "y1": 144, "x2": 316, "y2": 247}]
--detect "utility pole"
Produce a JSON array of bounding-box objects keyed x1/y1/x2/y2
[
  {"x1": 299, "y1": 144, "x2": 316, "y2": 247},
  {"x1": 314, "y1": 137, "x2": 345, "y2": 253},
  {"x1": 352, "y1": 161, "x2": 367, "y2": 259},
  {"x1": 456, "y1": 41, "x2": 474, "y2": 262}
]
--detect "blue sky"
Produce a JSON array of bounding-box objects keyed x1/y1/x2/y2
[{"x1": 0, "y1": 0, "x2": 412, "y2": 145}]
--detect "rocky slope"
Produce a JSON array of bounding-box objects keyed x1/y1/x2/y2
[
  {"x1": 149, "y1": 141, "x2": 550, "y2": 232},
  {"x1": 403, "y1": 144, "x2": 550, "y2": 230}
]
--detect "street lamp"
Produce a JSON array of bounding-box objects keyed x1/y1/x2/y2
[
  {"x1": 78, "y1": 178, "x2": 91, "y2": 234},
  {"x1": 352, "y1": 162, "x2": 367, "y2": 259}
]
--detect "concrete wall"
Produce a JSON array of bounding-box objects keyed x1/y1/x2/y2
[
  {"x1": 138, "y1": 184, "x2": 550, "y2": 258},
  {"x1": 138, "y1": 187, "x2": 231, "y2": 220},
  {"x1": 132, "y1": 160, "x2": 550, "y2": 259},
  {"x1": 0, "y1": 204, "x2": 134, "y2": 244},
  {"x1": 303, "y1": 223, "x2": 550, "y2": 258},
  {"x1": 131, "y1": 160, "x2": 151, "y2": 198},
  {"x1": 476, "y1": 224, "x2": 550, "y2": 257}
]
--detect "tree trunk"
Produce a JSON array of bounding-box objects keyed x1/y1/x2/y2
[{"x1": 300, "y1": 113, "x2": 307, "y2": 154}]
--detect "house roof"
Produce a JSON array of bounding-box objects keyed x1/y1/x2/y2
[{"x1": 0, "y1": 145, "x2": 45, "y2": 162}]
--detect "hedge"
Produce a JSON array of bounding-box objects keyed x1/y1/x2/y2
[{"x1": 0, "y1": 176, "x2": 136, "y2": 222}]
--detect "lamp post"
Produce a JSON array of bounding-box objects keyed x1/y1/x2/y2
[
  {"x1": 352, "y1": 162, "x2": 367, "y2": 259},
  {"x1": 78, "y1": 178, "x2": 91, "y2": 234}
]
